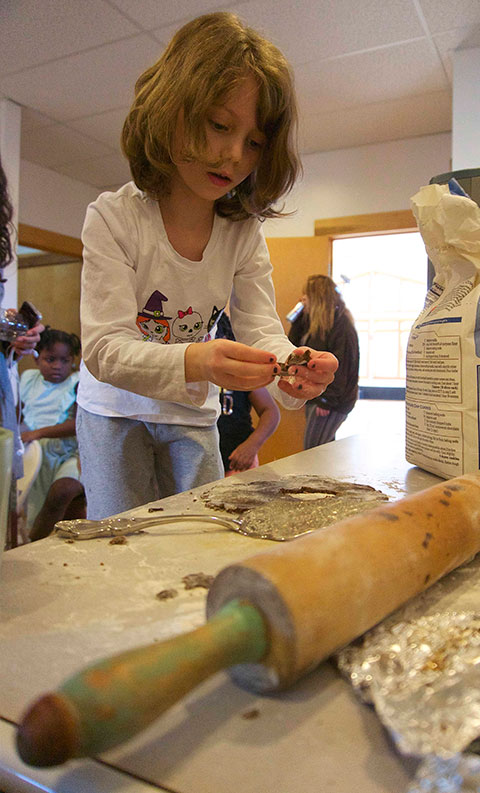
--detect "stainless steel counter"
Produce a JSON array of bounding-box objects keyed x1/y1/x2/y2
[{"x1": 0, "y1": 432, "x2": 447, "y2": 793}]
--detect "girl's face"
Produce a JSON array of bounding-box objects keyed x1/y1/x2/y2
[
  {"x1": 37, "y1": 341, "x2": 74, "y2": 383},
  {"x1": 172, "y1": 73, "x2": 265, "y2": 205}
]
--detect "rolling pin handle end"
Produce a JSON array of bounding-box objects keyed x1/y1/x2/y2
[{"x1": 17, "y1": 692, "x2": 79, "y2": 767}]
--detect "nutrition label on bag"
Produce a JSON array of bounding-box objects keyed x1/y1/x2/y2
[
  {"x1": 405, "y1": 401, "x2": 463, "y2": 478},
  {"x1": 406, "y1": 329, "x2": 467, "y2": 477},
  {"x1": 406, "y1": 331, "x2": 462, "y2": 403}
]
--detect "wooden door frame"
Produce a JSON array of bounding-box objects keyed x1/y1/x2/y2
[
  {"x1": 314, "y1": 209, "x2": 417, "y2": 267},
  {"x1": 18, "y1": 223, "x2": 83, "y2": 259}
]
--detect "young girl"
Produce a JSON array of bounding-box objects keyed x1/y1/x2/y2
[
  {"x1": 289, "y1": 275, "x2": 360, "y2": 447},
  {"x1": 20, "y1": 327, "x2": 85, "y2": 540},
  {"x1": 77, "y1": 12, "x2": 338, "y2": 519}
]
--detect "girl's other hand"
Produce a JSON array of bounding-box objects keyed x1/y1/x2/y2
[
  {"x1": 228, "y1": 437, "x2": 260, "y2": 471},
  {"x1": 278, "y1": 347, "x2": 338, "y2": 400},
  {"x1": 185, "y1": 338, "x2": 278, "y2": 390},
  {"x1": 13, "y1": 321, "x2": 44, "y2": 357}
]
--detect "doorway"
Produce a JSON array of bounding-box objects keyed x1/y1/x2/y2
[
  {"x1": 313, "y1": 209, "x2": 423, "y2": 441},
  {"x1": 331, "y1": 231, "x2": 428, "y2": 396}
]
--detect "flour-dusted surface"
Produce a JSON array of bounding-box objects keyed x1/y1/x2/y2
[{"x1": 0, "y1": 503, "x2": 272, "y2": 722}]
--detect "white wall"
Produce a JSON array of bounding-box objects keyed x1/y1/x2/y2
[
  {"x1": 263, "y1": 132, "x2": 452, "y2": 237},
  {"x1": 452, "y1": 47, "x2": 480, "y2": 170},
  {"x1": 19, "y1": 160, "x2": 99, "y2": 240},
  {"x1": 18, "y1": 131, "x2": 452, "y2": 241},
  {"x1": 1, "y1": 99, "x2": 21, "y2": 307}
]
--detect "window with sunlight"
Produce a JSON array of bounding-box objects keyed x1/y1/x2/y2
[{"x1": 332, "y1": 233, "x2": 428, "y2": 390}]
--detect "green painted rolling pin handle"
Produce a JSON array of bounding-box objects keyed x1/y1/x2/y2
[{"x1": 16, "y1": 600, "x2": 268, "y2": 768}]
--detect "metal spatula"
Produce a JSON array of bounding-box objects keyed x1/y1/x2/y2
[{"x1": 54, "y1": 513, "x2": 244, "y2": 540}]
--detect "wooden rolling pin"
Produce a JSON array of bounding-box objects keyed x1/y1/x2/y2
[{"x1": 17, "y1": 473, "x2": 480, "y2": 767}]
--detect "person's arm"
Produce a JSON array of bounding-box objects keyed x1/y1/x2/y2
[
  {"x1": 226, "y1": 387, "x2": 280, "y2": 472},
  {"x1": 21, "y1": 394, "x2": 78, "y2": 443},
  {"x1": 311, "y1": 317, "x2": 359, "y2": 409},
  {"x1": 21, "y1": 416, "x2": 76, "y2": 444}
]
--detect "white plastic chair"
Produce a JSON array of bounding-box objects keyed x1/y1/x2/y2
[
  {"x1": 0, "y1": 427, "x2": 13, "y2": 560},
  {"x1": 16, "y1": 440, "x2": 42, "y2": 543}
]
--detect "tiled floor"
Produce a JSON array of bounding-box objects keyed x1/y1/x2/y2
[{"x1": 336, "y1": 399, "x2": 405, "y2": 440}]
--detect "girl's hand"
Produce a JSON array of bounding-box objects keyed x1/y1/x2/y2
[
  {"x1": 185, "y1": 339, "x2": 277, "y2": 391},
  {"x1": 277, "y1": 347, "x2": 338, "y2": 400},
  {"x1": 228, "y1": 437, "x2": 260, "y2": 471},
  {"x1": 13, "y1": 321, "x2": 44, "y2": 357},
  {"x1": 315, "y1": 406, "x2": 331, "y2": 417}
]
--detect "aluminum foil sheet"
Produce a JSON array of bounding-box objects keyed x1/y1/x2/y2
[
  {"x1": 408, "y1": 754, "x2": 480, "y2": 793},
  {"x1": 336, "y1": 610, "x2": 480, "y2": 792}
]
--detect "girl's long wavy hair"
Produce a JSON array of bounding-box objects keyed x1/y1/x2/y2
[
  {"x1": 0, "y1": 157, "x2": 13, "y2": 275},
  {"x1": 122, "y1": 12, "x2": 301, "y2": 221},
  {"x1": 304, "y1": 275, "x2": 354, "y2": 340}
]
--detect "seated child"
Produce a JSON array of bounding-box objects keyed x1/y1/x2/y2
[
  {"x1": 20, "y1": 327, "x2": 85, "y2": 541},
  {"x1": 216, "y1": 313, "x2": 280, "y2": 475}
]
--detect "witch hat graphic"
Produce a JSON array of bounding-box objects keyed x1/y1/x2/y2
[{"x1": 141, "y1": 290, "x2": 171, "y2": 320}]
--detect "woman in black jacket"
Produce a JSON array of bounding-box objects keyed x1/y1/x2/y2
[{"x1": 288, "y1": 274, "x2": 359, "y2": 447}]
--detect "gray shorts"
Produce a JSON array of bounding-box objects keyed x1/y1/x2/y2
[{"x1": 76, "y1": 406, "x2": 224, "y2": 520}]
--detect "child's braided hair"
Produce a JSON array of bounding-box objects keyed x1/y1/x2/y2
[{"x1": 37, "y1": 327, "x2": 81, "y2": 358}]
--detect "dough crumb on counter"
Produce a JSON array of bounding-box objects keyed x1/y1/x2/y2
[
  {"x1": 242, "y1": 709, "x2": 260, "y2": 719},
  {"x1": 182, "y1": 572, "x2": 214, "y2": 590},
  {"x1": 155, "y1": 588, "x2": 178, "y2": 601}
]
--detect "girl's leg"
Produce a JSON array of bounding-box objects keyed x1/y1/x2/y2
[
  {"x1": 29, "y1": 477, "x2": 84, "y2": 541},
  {"x1": 77, "y1": 407, "x2": 159, "y2": 519},
  {"x1": 151, "y1": 423, "x2": 224, "y2": 497},
  {"x1": 64, "y1": 491, "x2": 87, "y2": 520}
]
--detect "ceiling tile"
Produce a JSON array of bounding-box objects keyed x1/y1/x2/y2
[
  {"x1": 100, "y1": 182, "x2": 129, "y2": 192},
  {"x1": 0, "y1": 35, "x2": 162, "y2": 122},
  {"x1": 298, "y1": 90, "x2": 452, "y2": 153},
  {"x1": 67, "y1": 107, "x2": 130, "y2": 151},
  {"x1": 418, "y1": 0, "x2": 480, "y2": 36},
  {"x1": 56, "y1": 153, "x2": 132, "y2": 188},
  {"x1": 109, "y1": 0, "x2": 221, "y2": 30},
  {"x1": 217, "y1": 0, "x2": 427, "y2": 66},
  {"x1": 295, "y1": 40, "x2": 448, "y2": 113},
  {"x1": 20, "y1": 107, "x2": 57, "y2": 132},
  {"x1": 21, "y1": 123, "x2": 114, "y2": 168},
  {"x1": 0, "y1": 0, "x2": 140, "y2": 76}
]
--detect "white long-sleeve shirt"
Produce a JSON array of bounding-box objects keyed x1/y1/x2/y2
[{"x1": 78, "y1": 181, "x2": 301, "y2": 426}]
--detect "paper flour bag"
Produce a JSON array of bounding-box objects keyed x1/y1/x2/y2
[{"x1": 405, "y1": 182, "x2": 480, "y2": 478}]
